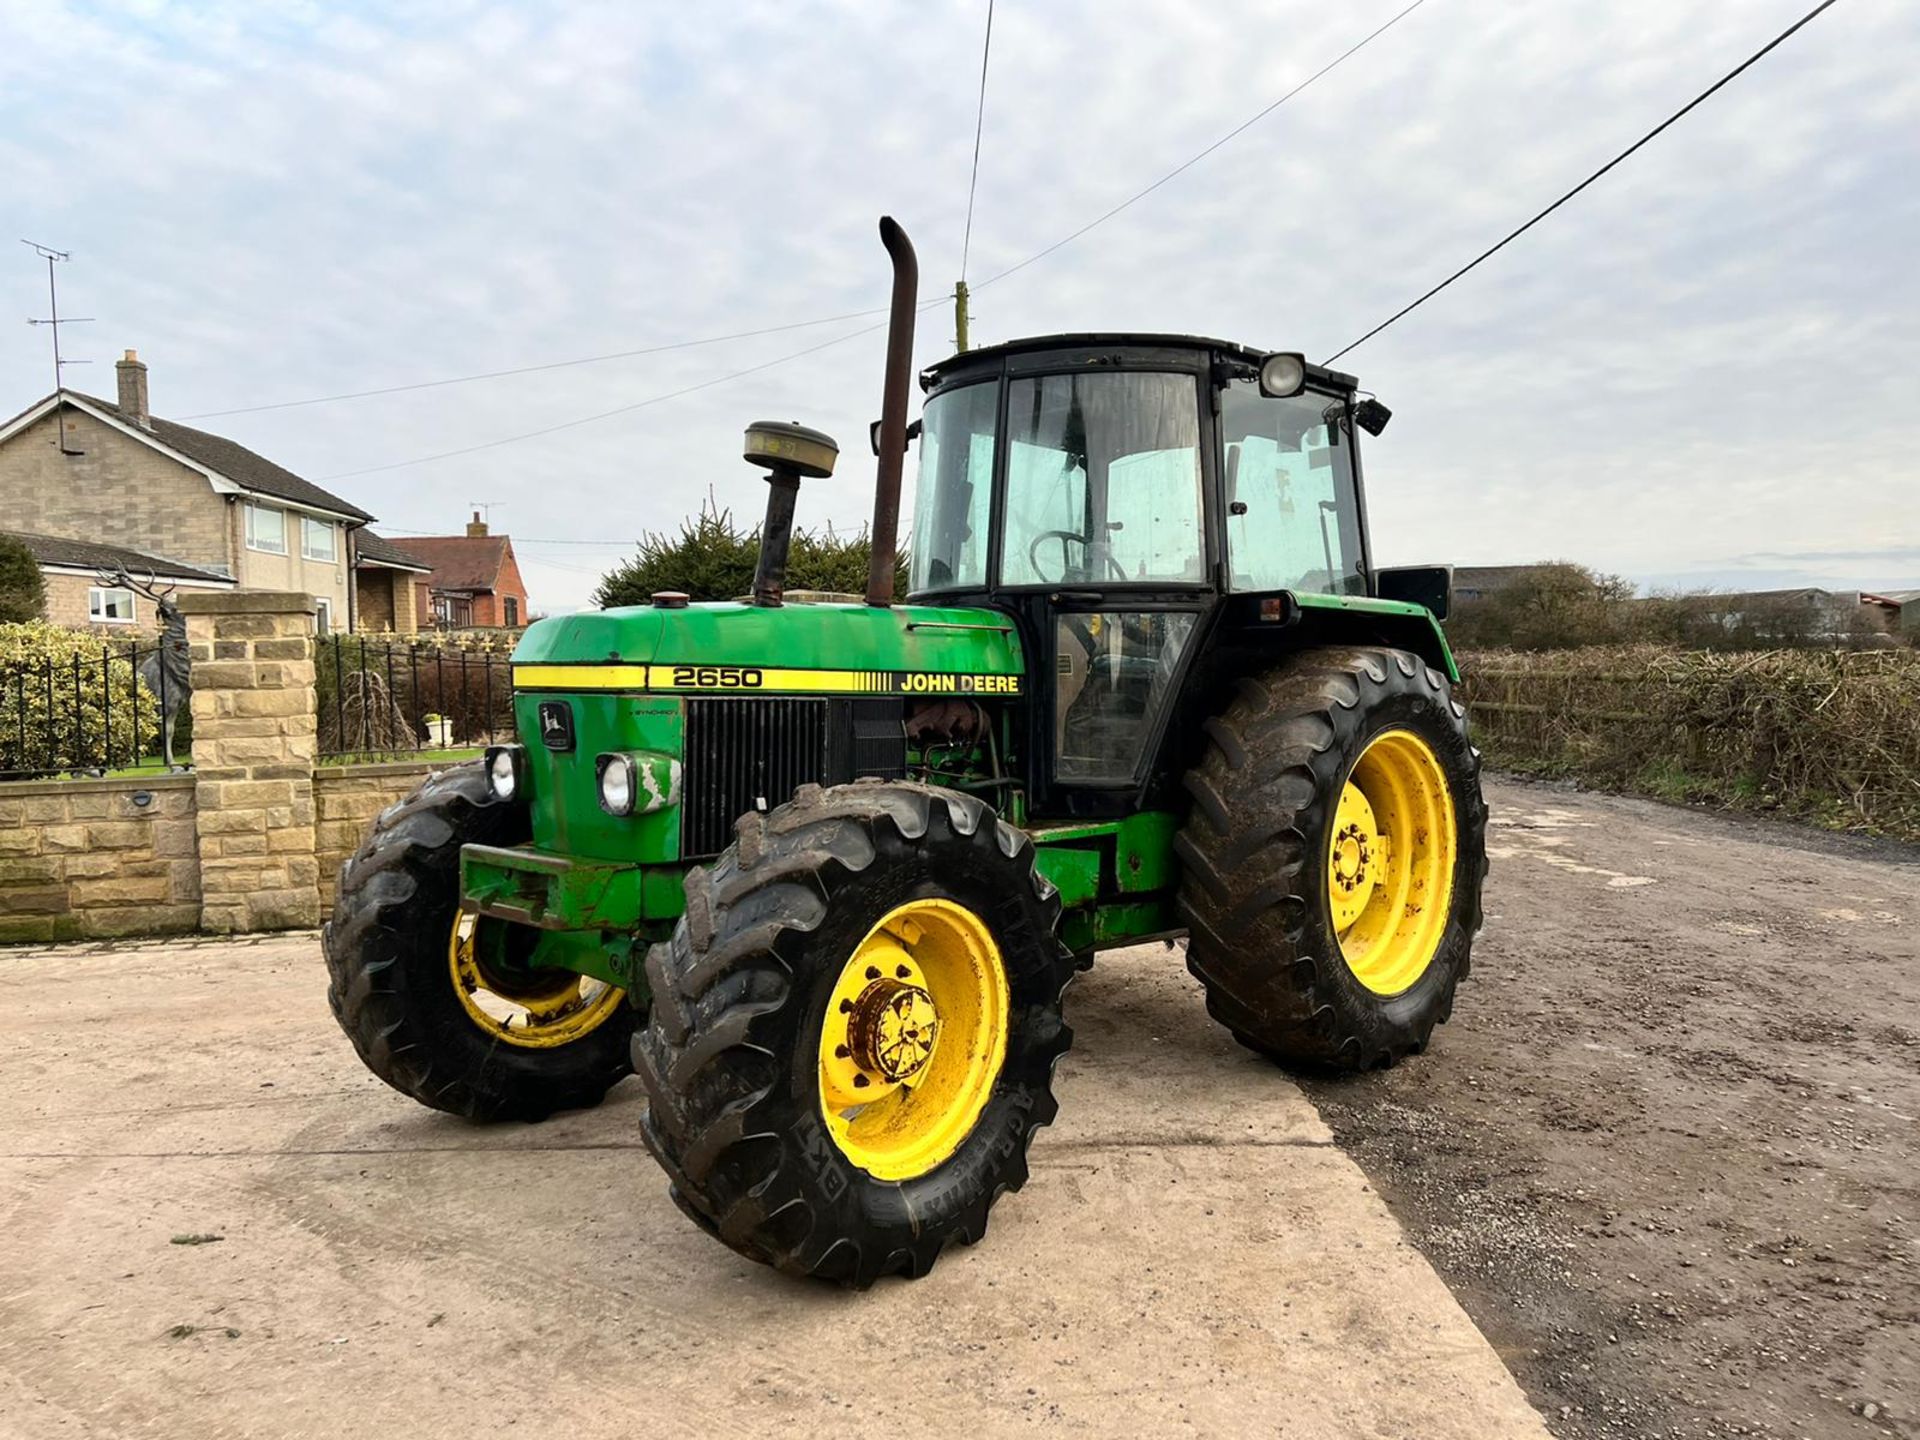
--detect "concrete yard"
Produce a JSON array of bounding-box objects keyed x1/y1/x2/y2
[{"x1": 0, "y1": 926, "x2": 1545, "y2": 1437}]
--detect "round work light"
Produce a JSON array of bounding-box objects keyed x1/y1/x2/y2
[{"x1": 1258, "y1": 352, "x2": 1308, "y2": 398}]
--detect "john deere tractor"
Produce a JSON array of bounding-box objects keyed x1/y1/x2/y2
[{"x1": 324, "y1": 218, "x2": 1487, "y2": 1287}]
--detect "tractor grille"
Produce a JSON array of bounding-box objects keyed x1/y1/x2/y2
[{"x1": 681, "y1": 698, "x2": 831, "y2": 858}]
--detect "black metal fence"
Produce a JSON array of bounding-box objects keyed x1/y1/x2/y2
[
  {"x1": 0, "y1": 641, "x2": 179, "y2": 781},
  {"x1": 319, "y1": 636, "x2": 516, "y2": 762}
]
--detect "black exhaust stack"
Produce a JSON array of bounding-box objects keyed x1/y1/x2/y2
[
  {"x1": 866, "y1": 216, "x2": 918, "y2": 607},
  {"x1": 743, "y1": 421, "x2": 839, "y2": 608}
]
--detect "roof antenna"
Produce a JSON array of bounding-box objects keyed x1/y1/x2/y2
[{"x1": 22, "y1": 240, "x2": 92, "y2": 455}]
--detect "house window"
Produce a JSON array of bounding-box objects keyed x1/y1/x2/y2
[
  {"x1": 245, "y1": 502, "x2": 286, "y2": 554},
  {"x1": 301, "y1": 517, "x2": 337, "y2": 562},
  {"x1": 89, "y1": 586, "x2": 136, "y2": 624},
  {"x1": 313, "y1": 597, "x2": 332, "y2": 635},
  {"x1": 503, "y1": 597, "x2": 519, "y2": 626}
]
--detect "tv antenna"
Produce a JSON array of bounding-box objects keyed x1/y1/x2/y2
[
  {"x1": 22, "y1": 240, "x2": 93, "y2": 455},
  {"x1": 469, "y1": 500, "x2": 504, "y2": 526}
]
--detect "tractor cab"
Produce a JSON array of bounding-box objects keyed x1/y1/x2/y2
[{"x1": 903, "y1": 334, "x2": 1437, "y2": 815}]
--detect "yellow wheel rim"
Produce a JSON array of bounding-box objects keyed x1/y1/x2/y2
[
  {"x1": 448, "y1": 913, "x2": 626, "y2": 1049},
  {"x1": 817, "y1": 898, "x2": 1009, "y2": 1181},
  {"x1": 1327, "y1": 729, "x2": 1457, "y2": 997}
]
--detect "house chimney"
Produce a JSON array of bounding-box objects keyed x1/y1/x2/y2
[
  {"x1": 115, "y1": 350, "x2": 151, "y2": 429},
  {"x1": 466, "y1": 510, "x2": 488, "y2": 538}
]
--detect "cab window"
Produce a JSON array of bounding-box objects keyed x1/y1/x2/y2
[
  {"x1": 1220, "y1": 381, "x2": 1365, "y2": 595},
  {"x1": 1000, "y1": 372, "x2": 1204, "y2": 587},
  {"x1": 909, "y1": 382, "x2": 997, "y2": 593}
]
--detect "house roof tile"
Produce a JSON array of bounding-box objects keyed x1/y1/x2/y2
[
  {"x1": 401, "y1": 534, "x2": 512, "y2": 593},
  {"x1": 4, "y1": 529, "x2": 232, "y2": 585}
]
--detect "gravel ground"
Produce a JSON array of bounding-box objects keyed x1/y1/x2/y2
[{"x1": 1302, "y1": 776, "x2": 1920, "y2": 1440}]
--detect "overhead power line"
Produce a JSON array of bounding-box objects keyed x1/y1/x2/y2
[
  {"x1": 310, "y1": 4, "x2": 1428, "y2": 478},
  {"x1": 179, "y1": 306, "x2": 899, "y2": 420},
  {"x1": 317, "y1": 293, "x2": 952, "y2": 483},
  {"x1": 960, "y1": 0, "x2": 995, "y2": 283},
  {"x1": 969, "y1": 0, "x2": 1429, "y2": 296},
  {"x1": 1325, "y1": 0, "x2": 1845, "y2": 363}
]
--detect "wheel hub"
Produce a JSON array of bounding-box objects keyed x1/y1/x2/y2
[
  {"x1": 816, "y1": 898, "x2": 1011, "y2": 1181},
  {"x1": 847, "y1": 978, "x2": 939, "y2": 1082},
  {"x1": 1327, "y1": 783, "x2": 1382, "y2": 932}
]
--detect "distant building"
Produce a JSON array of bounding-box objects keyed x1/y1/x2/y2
[
  {"x1": 1860, "y1": 589, "x2": 1920, "y2": 639},
  {"x1": 0, "y1": 349, "x2": 384, "y2": 633},
  {"x1": 403, "y1": 514, "x2": 531, "y2": 630},
  {"x1": 351, "y1": 531, "x2": 433, "y2": 637}
]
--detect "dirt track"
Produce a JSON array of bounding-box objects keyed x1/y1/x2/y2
[{"x1": 1304, "y1": 776, "x2": 1920, "y2": 1440}]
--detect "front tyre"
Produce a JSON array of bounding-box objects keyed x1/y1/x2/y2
[
  {"x1": 635, "y1": 781, "x2": 1073, "y2": 1288},
  {"x1": 323, "y1": 764, "x2": 636, "y2": 1121},
  {"x1": 1176, "y1": 647, "x2": 1488, "y2": 1071}
]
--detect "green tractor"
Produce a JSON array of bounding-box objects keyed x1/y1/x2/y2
[{"x1": 324, "y1": 218, "x2": 1487, "y2": 1287}]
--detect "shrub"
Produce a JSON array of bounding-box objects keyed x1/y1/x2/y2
[
  {"x1": 0, "y1": 536, "x2": 46, "y2": 624},
  {"x1": 0, "y1": 621, "x2": 158, "y2": 776},
  {"x1": 593, "y1": 502, "x2": 907, "y2": 608}
]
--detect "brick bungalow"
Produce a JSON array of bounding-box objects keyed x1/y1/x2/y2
[{"x1": 405, "y1": 514, "x2": 531, "y2": 629}]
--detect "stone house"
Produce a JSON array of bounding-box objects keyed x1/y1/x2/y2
[
  {"x1": 0, "y1": 350, "x2": 415, "y2": 634},
  {"x1": 404, "y1": 514, "x2": 532, "y2": 629}
]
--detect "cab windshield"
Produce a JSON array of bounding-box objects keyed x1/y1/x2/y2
[{"x1": 910, "y1": 370, "x2": 1206, "y2": 593}]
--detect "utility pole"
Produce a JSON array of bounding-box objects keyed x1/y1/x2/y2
[
  {"x1": 954, "y1": 280, "x2": 970, "y2": 353},
  {"x1": 22, "y1": 240, "x2": 92, "y2": 455}
]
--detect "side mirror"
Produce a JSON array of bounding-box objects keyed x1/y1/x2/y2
[
  {"x1": 1353, "y1": 398, "x2": 1392, "y2": 436},
  {"x1": 1375, "y1": 564, "x2": 1452, "y2": 620},
  {"x1": 869, "y1": 416, "x2": 923, "y2": 457}
]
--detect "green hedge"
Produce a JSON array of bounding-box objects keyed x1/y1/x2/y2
[{"x1": 0, "y1": 622, "x2": 159, "y2": 776}]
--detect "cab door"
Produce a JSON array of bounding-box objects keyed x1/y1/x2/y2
[{"x1": 992, "y1": 364, "x2": 1215, "y2": 814}]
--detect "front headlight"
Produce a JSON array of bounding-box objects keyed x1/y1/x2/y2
[
  {"x1": 597, "y1": 754, "x2": 636, "y2": 816},
  {"x1": 485, "y1": 744, "x2": 524, "y2": 803},
  {"x1": 595, "y1": 750, "x2": 682, "y2": 818}
]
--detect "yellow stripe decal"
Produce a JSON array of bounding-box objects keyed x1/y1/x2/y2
[{"x1": 511, "y1": 663, "x2": 1022, "y2": 696}]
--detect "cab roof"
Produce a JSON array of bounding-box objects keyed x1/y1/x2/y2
[{"x1": 920, "y1": 332, "x2": 1358, "y2": 393}]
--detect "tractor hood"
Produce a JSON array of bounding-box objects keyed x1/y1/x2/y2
[{"x1": 512, "y1": 601, "x2": 1025, "y2": 691}]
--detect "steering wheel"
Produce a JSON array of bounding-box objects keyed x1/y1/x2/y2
[{"x1": 1026, "y1": 529, "x2": 1129, "y2": 585}]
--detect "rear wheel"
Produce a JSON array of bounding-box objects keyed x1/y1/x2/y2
[
  {"x1": 1176, "y1": 647, "x2": 1487, "y2": 1070},
  {"x1": 324, "y1": 764, "x2": 636, "y2": 1121},
  {"x1": 634, "y1": 781, "x2": 1073, "y2": 1287}
]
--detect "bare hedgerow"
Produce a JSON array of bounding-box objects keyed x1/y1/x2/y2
[{"x1": 1459, "y1": 645, "x2": 1920, "y2": 839}]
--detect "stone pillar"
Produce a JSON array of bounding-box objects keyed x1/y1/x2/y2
[{"x1": 181, "y1": 592, "x2": 320, "y2": 933}]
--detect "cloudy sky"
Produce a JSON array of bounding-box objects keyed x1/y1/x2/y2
[{"x1": 4, "y1": 0, "x2": 1915, "y2": 612}]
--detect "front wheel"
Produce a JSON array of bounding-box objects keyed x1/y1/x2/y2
[
  {"x1": 634, "y1": 781, "x2": 1073, "y2": 1287},
  {"x1": 323, "y1": 764, "x2": 636, "y2": 1121}
]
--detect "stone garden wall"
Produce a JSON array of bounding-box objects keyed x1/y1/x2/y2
[
  {"x1": 0, "y1": 775, "x2": 199, "y2": 942},
  {"x1": 1, "y1": 592, "x2": 445, "y2": 945}
]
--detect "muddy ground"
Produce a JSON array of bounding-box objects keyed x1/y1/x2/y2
[{"x1": 1303, "y1": 776, "x2": 1920, "y2": 1440}]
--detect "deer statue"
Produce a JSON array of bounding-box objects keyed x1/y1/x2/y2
[{"x1": 99, "y1": 565, "x2": 193, "y2": 770}]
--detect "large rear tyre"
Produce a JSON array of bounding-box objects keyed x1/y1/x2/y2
[
  {"x1": 1176, "y1": 647, "x2": 1487, "y2": 1071},
  {"x1": 323, "y1": 764, "x2": 636, "y2": 1121},
  {"x1": 635, "y1": 781, "x2": 1073, "y2": 1288}
]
